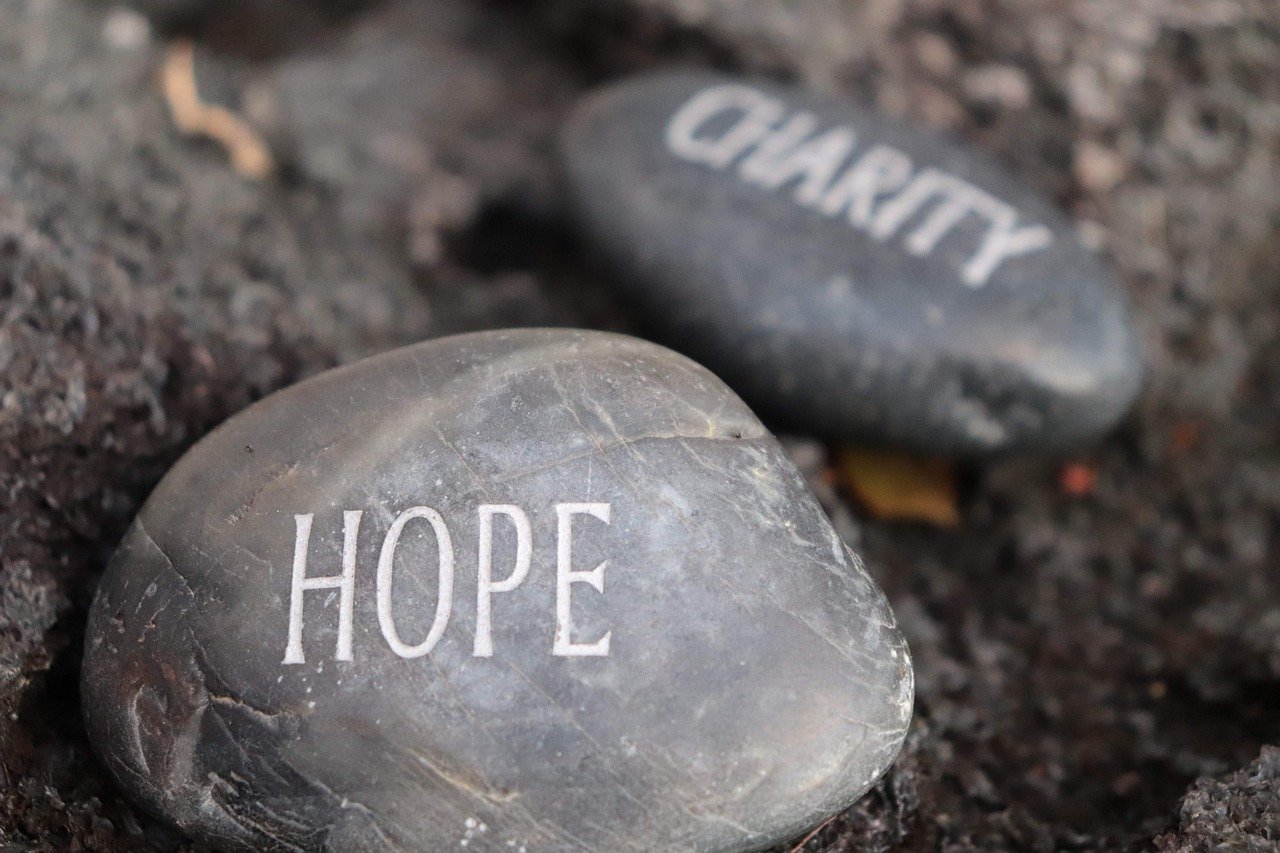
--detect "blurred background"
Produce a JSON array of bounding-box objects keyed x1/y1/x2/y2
[{"x1": 1, "y1": 0, "x2": 1278, "y2": 849}]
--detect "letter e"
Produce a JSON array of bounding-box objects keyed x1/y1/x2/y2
[{"x1": 553, "y1": 503, "x2": 612, "y2": 657}]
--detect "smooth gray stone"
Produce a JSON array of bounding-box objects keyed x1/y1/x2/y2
[
  {"x1": 82, "y1": 329, "x2": 913, "y2": 852},
  {"x1": 560, "y1": 72, "x2": 1143, "y2": 455}
]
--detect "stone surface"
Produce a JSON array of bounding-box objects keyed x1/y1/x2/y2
[
  {"x1": 4, "y1": 0, "x2": 1277, "y2": 849},
  {"x1": 81, "y1": 329, "x2": 913, "y2": 852},
  {"x1": 560, "y1": 72, "x2": 1143, "y2": 455}
]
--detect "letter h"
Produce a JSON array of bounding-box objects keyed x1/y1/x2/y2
[{"x1": 283, "y1": 511, "x2": 359, "y2": 665}]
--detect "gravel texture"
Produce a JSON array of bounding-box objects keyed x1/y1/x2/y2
[{"x1": 1, "y1": 0, "x2": 1277, "y2": 849}]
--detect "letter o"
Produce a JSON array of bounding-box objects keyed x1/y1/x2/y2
[{"x1": 376, "y1": 506, "x2": 454, "y2": 658}]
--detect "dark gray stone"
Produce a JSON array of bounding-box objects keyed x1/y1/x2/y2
[
  {"x1": 560, "y1": 72, "x2": 1143, "y2": 455},
  {"x1": 82, "y1": 329, "x2": 912, "y2": 852}
]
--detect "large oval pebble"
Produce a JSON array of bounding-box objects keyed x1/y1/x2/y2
[
  {"x1": 82, "y1": 329, "x2": 912, "y2": 852},
  {"x1": 561, "y1": 72, "x2": 1143, "y2": 455}
]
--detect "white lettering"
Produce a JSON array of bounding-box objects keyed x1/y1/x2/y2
[
  {"x1": 737, "y1": 112, "x2": 818, "y2": 184},
  {"x1": 873, "y1": 169, "x2": 1056, "y2": 287},
  {"x1": 283, "y1": 511, "x2": 358, "y2": 665},
  {"x1": 281, "y1": 502, "x2": 617, "y2": 665},
  {"x1": 903, "y1": 175, "x2": 998, "y2": 256},
  {"x1": 665, "y1": 84, "x2": 785, "y2": 170},
  {"x1": 963, "y1": 220, "x2": 1054, "y2": 288},
  {"x1": 665, "y1": 84, "x2": 1057, "y2": 286},
  {"x1": 744, "y1": 122, "x2": 858, "y2": 208},
  {"x1": 870, "y1": 168, "x2": 964, "y2": 242},
  {"x1": 473, "y1": 504, "x2": 533, "y2": 658},
  {"x1": 818, "y1": 145, "x2": 914, "y2": 226},
  {"x1": 553, "y1": 503, "x2": 612, "y2": 657},
  {"x1": 376, "y1": 506, "x2": 455, "y2": 659}
]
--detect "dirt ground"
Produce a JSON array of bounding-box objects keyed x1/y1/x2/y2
[{"x1": 1, "y1": 0, "x2": 1278, "y2": 850}]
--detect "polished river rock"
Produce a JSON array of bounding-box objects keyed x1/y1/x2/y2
[
  {"x1": 82, "y1": 329, "x2": 913, "y2": 852},
  {"x1": 560, "y1": 72, "x2": 1143, "y2": 455}
]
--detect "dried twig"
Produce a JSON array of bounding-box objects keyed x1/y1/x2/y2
[
  {"x1": 788, "y1": 814, "x2": 838, "y2": 852},
  {"x1": 161, "y1": 39, "x2": 273, "y2": 179}
]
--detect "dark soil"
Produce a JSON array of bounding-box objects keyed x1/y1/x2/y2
[{"x1": 1, "y1": 0, "x2": 1278, "y2": 850}]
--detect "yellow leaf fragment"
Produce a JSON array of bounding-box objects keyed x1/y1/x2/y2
[{"x1": 835, "y1": 447, "x2": 960, "y2": 527}]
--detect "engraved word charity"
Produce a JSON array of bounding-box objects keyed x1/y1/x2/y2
[
  {"x1": 282, "y1": 502, "x2": 613, "y2": 664},
  {"x1": 664, "y1": 84, "x2": 1054, "y2": 288}
]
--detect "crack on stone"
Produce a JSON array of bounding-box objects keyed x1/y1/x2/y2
[
  {"x1": 135, "y1": 517, "x2": 197, "y2": 601},
  {"x1": 290, "y1": 768, "x2": 406, "y2": 852},
  {"x1": 206, "y1": 691, "x2": 286, "y2": 728},
  {"x1": 547, "y1": 363, "x2": 637, "y2": 491},
  {"x1": 399, "y1": 744, "x2": 522, "y2": 807},
  {"x1": 432, "y1": 424, "x2": 496, "y2": 503},
  {"x1": 493, "y1": 432, "x2": 772, "y2": 485},
  {"x1": 204, "y1": 771, "x2": 310, "y2": 853}
]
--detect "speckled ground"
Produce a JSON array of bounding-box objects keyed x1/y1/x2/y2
[{"x1": 0, "y1": 0, "x2": 1277, "y2": 849}]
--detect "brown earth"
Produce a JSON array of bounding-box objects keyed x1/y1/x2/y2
[{"x1": 1, "y1": 0, "x2": 1278, "y2": 849}]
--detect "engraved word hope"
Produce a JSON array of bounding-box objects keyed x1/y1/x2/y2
[
  {"x1": 665, "y1": 84, "x2": 1054, "y2": 288},
  {"x1": 282, "y1": 503, "x2": 613, "y2": 664}
]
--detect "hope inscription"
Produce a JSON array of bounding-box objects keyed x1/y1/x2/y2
[
  {"x1": 282, "y1": 502, "x2": 613, "y2": 664},
  {"x1": 664, "y1": 83, "x2": 1054, "y2": 288}
]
